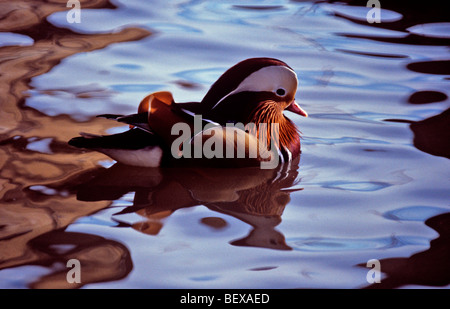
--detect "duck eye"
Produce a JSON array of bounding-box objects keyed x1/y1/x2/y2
[{"x1": 276, "y1": 88, "x2": 286, "y2": 96}]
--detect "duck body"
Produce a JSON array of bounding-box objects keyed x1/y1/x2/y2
[{"x1": 69, "y1": 58, "x2": 308, "y2": 168}]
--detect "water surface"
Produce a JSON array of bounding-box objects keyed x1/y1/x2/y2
[{"x1": 0, "y1": 0, "x2": 449, "y2": 289}]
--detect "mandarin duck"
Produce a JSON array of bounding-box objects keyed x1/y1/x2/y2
[{"x1": 69, "y1": 58, "x2": 308, "y2": 168}]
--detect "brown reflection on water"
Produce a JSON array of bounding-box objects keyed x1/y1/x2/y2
[
  {"x1": 0, "y1": 0, "x2": 150, "y2": 288},
  {"x1": 75, "y1": 160, "x2": 301, "y2": 251},
  {"x1": 385, "y1": 107, "x2": 450, "y2": 160},
  {"x1": 327, "y1": 0, "x2": 450, "y2": 160},
  {"x1": 329, "y1": 0, "x2": 450, "y2": 45},
  {"x1": 28, "y1": 230, "x2": 133, "y2": 289},
  {"x1": 409, "y1": 108, "x2": 450, "y2": 159},
  {"x1": 6, "y1": 158, "x2": 300, "y2": 287},
  {"x1": 361, "y1": 213, "x2": 450, "y2": 289}
]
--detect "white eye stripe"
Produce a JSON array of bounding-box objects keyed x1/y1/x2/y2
[{"x1": 212, "y1": 65, "x2": 298, "y2": 110}]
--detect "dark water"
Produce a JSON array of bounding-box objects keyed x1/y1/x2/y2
[{"x1": 0, "y1": 0, "x2": 449, "y2": 289}]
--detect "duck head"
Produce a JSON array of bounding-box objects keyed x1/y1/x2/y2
[
  {"x1": 201, "y1": 57, "x2": 307, "y2": 123},
  {"x1": 200, "y1": 58, "x2": 307, "y2": 159}
]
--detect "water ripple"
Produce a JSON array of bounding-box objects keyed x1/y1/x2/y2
[
  {"x1": 174, "y1": 68, "x2": 224, "y2": 85},
  {"x1": 317, "y1": 180, "x2": 391, "y2": 192},
  {"x1": 109, "y1": 83, "x2": 164, "y2": 93},
  {"x1": 383, "y1": 206, "x2": 450, "y2": 222},
  {"x1": 324, "y1": 3, "x2": 403, "y2": 23},
  {"x1": 145, "y1": 22, "x2": 202, "y2": 34},
  {"x1": 289, "y1": 235, "x2": 429, "y2": 252},
  {"x1": 302, "y1": 136, "x2": 390, "y2": 146},
  {"x1": 0, "y1": 32, "x2": 33, "y2": 47},
  {"x1": 179, "y1": 0, "x2": 296, "y2": 24},
  {"x1": 407, "y1": 23, "x2": 450, "y2": 39}
]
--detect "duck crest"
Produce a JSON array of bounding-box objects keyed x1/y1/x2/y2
[
  {"x1": 247, "y1": 100, "x2": 300, "y2": 160},
  {"x1": 201, "y1": 58, "x2": 292, "y2": 109}
]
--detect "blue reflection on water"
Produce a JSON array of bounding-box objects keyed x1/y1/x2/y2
[
  {"x1": 0, "y1": 32, "x2": 34, "y2": 47},
  {"x1": 289, "y1": 235, "x2": 430, "y2": 252},
  {"x1": 383, "y1": 206, "x2": 450, "y2": 222},
  {"x1": 189, "y1": 275, "x2": 220, "y2": 282},
  {"x1": 145, "y1": 22, "x2": 202, "y2": 34},
  {"x1": 302, "y1": 136, "x2": 390, "y2": 146},
  {"x1": 75, "y1": 216, "x2": 119, "y2": 227},
  {"x1": 113, "y1": 63, "x2": 144, "y2": 70},
  {"x1": 174, "y1": 68, "x2": 224, "y2": 85},
  {"x1": 178, "y1": 0, "x2": 296, "y2": 24},
  {"x1": 110, "y1": 84, "x2": 164, "y2": 93},
  {"x1": 319, "y1": 181, "x2": 391, "y2": 191}
]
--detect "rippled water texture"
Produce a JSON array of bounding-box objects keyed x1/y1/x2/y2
[{"x1": 0, "y1": 0, "x2": 449, "y2": 289}]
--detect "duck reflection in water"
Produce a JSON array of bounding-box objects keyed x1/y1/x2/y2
[{"x1": 74, "y1": 158, "x2": 302, "y2": 251}]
